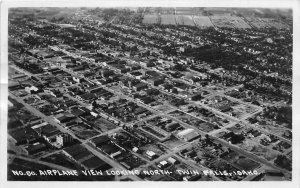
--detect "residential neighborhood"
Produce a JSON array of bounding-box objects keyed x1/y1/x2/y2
[{"x1": 7, "y1": 7, "x2": 292, "y2": 181}]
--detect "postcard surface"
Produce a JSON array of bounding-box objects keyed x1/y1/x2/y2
[{"x1": 1, "y1": 0, "x2": 299, "y2": 186}]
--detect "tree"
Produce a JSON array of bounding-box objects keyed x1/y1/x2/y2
[{"x1": 274, "y1": 155, "x2": 292, "y2": 171}]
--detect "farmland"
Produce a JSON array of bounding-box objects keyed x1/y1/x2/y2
[
  {"x1": 142, "y1": 14, "x2": 158, "y2": 24},
  {"x1": 244, "y1": 17, "x2": 274, "y2": 28},
  {"x1": 176, "y1": 15, "x2": 195, "y2": 26},
  {"x1": 141, "y1": 9, "x2": 288, "y2": 30},
  {"x1": 193, "y1": 16, "x2": 214, "y2": 27},
  {"x1": 161, "y1": 14, "x2": 176, "y2": 25},
  {"x1": 210, "y1": 16, "x2": 252, "y2": 29},
  {"x1": 261, "y1": 18, "x2": 288, "y2": 29}
]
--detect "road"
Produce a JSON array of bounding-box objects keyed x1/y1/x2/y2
[
  {"x1": 162, "y1": 110, "x2": 292, "y2": 176},
  {"x1": 83, "y1": 143, "x2": 143, "y2": 181},
  {"x1": 9, "y1": 154, "x2": 74, "y2": 171},
  {"x1": 8, "y1": 39, "x2": 292, "y2": 181},
  {"x1": 8, "y1": 92, "x2": 145, "y2": 179}
]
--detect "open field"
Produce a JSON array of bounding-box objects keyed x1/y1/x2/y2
[
  {"x1": 175, "y1": 15, "x2": 195, "y2": 26},
  {"x1": 168, "y1": 110, "x2": 218, "y2": 132},
  {"x1": 193, "y1": 16, "x2": 214, "y2": 27},
  {"x1": 41, "y1": 152, "x2": 80, "y2": 169},
  {"x1": 244, "y1": 17, "x2": 272, "y2": 28},
  {"x1": 261, "y1": 18, "x2": 288, "y2": 29},
  {"x1": 142, "y1": 14, "x2": 158, "y2": 24},
  {"x1": 90, "y1": 117, "x2": 117, "y2": 132},
  {"x1": 175, "y1": 7, "x2": 197, "y2": 15},
  {"x1": 161, "y1": 14, "x2": 176, "y2": 25},
  {"x1": 210, "y1": 16, "x2": 251, "y2": 29},
  {"x1": 69, "y1": 123, "x2": 100, "y2": 140}
]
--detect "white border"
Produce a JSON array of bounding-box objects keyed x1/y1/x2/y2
[{"x1": 1, "y1": 1, "x2": 299, "y2": 188}]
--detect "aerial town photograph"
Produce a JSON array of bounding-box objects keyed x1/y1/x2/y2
[{"x1": 6, "y1": 7, "x2": 293, "y2": 181}]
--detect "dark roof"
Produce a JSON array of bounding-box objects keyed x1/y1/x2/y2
[
  {"x1": 38, "y1": 124, "x2": 60, "y2": 137},
  {"x1": 134, "y1": 82, "x2": 148, "y2": 89},
  {"x1": 166, "y1": 123, "x2": 181, "y2": 131},
  {"x1": 81, "y1": 156, "x2": 111, "y2": 170},
  {"x1": 131, "y1": 71, "x2": 143, "y2": 76},
  {"x1": 140, "y1": 96, "x2": 154, "y2": 104},
  {"x1": 91, "y1": 135, "x2": 110, "y2": 146},
  {"x1": 71, "y1": 108, "x2": 86, "y2": 116},
  {"x1": 98, "y1": 142, "x2": 120, "y2": 155},
  {"x1": 218, "y1": 105, "x2": 232, "y2": 112},
  {"x1": 63, "y1": 144, "x2": 91, "y2": 161},
  {"x1": 65, "y1": 100, "x2": 78, "y2": 107},
  {"x1": 25, "y1": 143, "x2": 47, "y2": 154},
  {"x1": 56, "y1": 113, "x2": 76, "y2": 122},
  {"x1": 9, "y1": 127, "x2": 37, "y2": 143},
  {"x1": 134, "y1": 106, "x2": 148, "y2": 115},
  {"x1": 265, "y1": 170, "x2": 284, "y2": 177},
  {"x1": 80, "y1": 93, "x2": 97, "y2": 100}
]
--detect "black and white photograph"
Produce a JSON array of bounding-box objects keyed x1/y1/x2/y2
[{"x1": 0, "y1": 0, "x2": 299, "y2": 186}]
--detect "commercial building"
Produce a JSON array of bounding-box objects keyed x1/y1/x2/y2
[{"x1": 177, "y1": 129, "x2": 201, "y2": 142}]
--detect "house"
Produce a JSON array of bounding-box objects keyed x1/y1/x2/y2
[
  {"x1": 145, "y1": 150, "x2": 157, "y2": 160},
  {"x1": 132, "y1": 82, "x2": 148, "y2": 92},
  {"x1": 73, "y1": 77, "x2": 84, "y2": 83},
  {"x1": 165, "y1": 123, "x2": 181, "y2": 132},
  {"x1": 78, "y1": 93, "x2": 97, "y2": 102},
  {"x1": 147, "y1": 77, "x2": 165, "y2": 86},
  {"x1": 132, "y1": 147, "x2": 139, "y2": 153},
  {"x1": 25, "y1": 86, "x2": 40, "y2": 94},
  {"x1": 157, "y1": 160, "x2": 169, "y2": 169},
  {"x1": 167, "y1": 157, "x2": 178, "y2": 165}
]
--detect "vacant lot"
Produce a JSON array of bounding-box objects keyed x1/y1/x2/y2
[
  {"x1": 41, "y1": 152, "x2": 80, "y2": 170},
  {"x1": 69, "y1": 123, "x2": 100, "y2": 140},
  {"x1": 233, "y1": 156, "x2": 261, "y2": 171},
  {"x1": 163, "y1": 135, "x2": 186, "y2": 149},
  {"x1": 91, "y1": 117, "x2": 117, "y2": 132}
]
